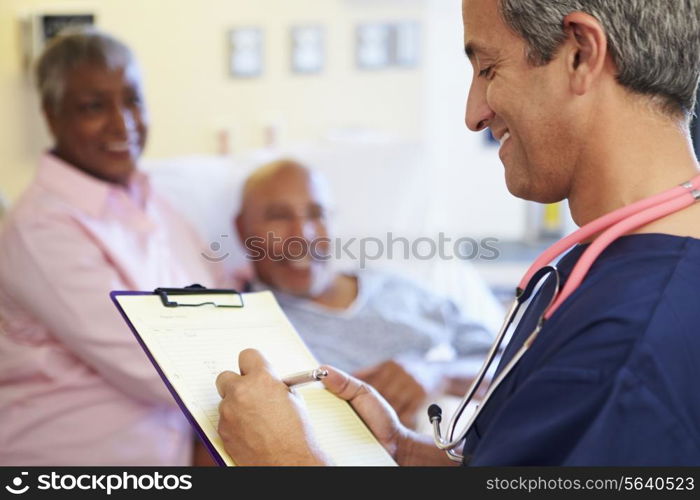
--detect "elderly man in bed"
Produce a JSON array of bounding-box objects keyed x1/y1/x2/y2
[{"x1": 234, "y1": 159, "x2": 498, "y2": 427}]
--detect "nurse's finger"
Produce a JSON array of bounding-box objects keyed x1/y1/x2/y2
[
  {"x1": 321, "y1": 365, "x2": 373, "y2": 402},
  {"x1": 321, "y1": 365, "x2": 403, "y2": 451},
  {"x1": 238, "y1": 348, "x2": 275, "y2": 376},
  {"x1": 215, "y1": 370, "x2": 242, "y2": 398}
]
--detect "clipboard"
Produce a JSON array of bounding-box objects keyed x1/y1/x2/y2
[
  {"x1": 153, "y1": 284, "x2": 244, "y2": 308},
  {"x1": 110, "y1": 285, "x2": 396, "y2": 466}
]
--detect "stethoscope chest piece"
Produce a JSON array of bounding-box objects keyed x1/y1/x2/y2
[{"x1": 429, "y1": 266, "x2": 559, "y2": 462}]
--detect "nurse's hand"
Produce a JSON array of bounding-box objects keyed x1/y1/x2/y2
[
  {"x1": 353, "y1": 360, "x2": 430, "y2": 428},
  {"x1": 321, "y1": 365, "x2": 410, "y2": 460},
  {"x1": 216, "y1": 349, "x2": 329, "y2": 466}
]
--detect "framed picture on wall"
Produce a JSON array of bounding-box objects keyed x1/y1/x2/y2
[
  {"x1": 356, "y1": 21, "x2": 421, "y2": 70},
  {"x1": 291, "y1": 25, "x2": 324, "y2": 74},
  {"x1": 392, "y1": 21, "x2": 420, "y2": 67},
  {"x1": 20, "y1": 13, "x2": 95, "y2": 71},
  {"x1": 229, "y1": 27, "x2": 263, "y2": 77},
  {"x1": 356, "y1": 23, "x2": 391, "y2": 70},
  {"x1": 41, "y1": 14, "x2": 95, "y2": 42}
]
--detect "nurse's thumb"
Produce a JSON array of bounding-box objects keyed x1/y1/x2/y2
[{"x1": 320, "y1": 365, "x2": 371, "y2": 403}]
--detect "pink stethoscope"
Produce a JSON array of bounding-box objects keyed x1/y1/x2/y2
[{"x1": 429, "y1": 174, "x2": 700, "y2": 462}]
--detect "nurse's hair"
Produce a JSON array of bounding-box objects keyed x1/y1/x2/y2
[
  {"x1": 498, "y1": 0, "x2": 700, "y2": 118},
  {"x1": 36, "y1": 27, "x2": 136, "y2": 112}
]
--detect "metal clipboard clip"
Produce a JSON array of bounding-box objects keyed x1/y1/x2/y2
[{"x1": 154, "y1": 284, "x2": 245, "y2": 308}]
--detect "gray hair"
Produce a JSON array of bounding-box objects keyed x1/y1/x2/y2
[
  {"x1": 499, "y1": 0, "x2": 700, "y2": 117},
  {"x1": 36, "y1": 27, "x2": 136, "y2": 112}
]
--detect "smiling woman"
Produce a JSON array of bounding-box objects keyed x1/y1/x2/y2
[
  {"x1": 0, "y1": 28, "x2": 225, "y2": 465},
  {"x1": 37, "y1": 29, "x2": 147, "y2": 186}
]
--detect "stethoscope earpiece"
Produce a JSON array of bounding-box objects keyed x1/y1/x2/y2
[{"x1": 428, "y1": 404, "x2": 442, "y2": 423}]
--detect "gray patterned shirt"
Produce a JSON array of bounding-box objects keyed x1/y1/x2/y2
[{"x1": 264, "y1": 270, "x2": 495, "y2": 373}]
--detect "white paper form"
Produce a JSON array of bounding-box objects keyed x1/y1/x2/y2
[{"x1": 114, "y1": 291, "x2": 396, "y2": 466}]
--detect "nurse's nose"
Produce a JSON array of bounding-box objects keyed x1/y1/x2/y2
[{"x1": 465, "y1": 81, "x2": 495, "y2": 132}]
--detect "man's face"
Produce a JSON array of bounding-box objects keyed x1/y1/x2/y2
[
  {"x1": 463, "y1": 0, "x2": 578, "y2": 203},
  {"x1": 238, "y1": 168, "x2": 334, "y2": 298},
  {"x1": 46, "y1": 62, "x2": 148, "y2": 186}
]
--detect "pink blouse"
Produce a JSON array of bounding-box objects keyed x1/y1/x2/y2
[{"x1": 0, "y1": 154, "x2": 222, "y2": 465}]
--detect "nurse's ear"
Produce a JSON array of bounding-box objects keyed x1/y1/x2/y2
[{"x1": 562, "y1": 12, "x2": 613, "y2": 97}]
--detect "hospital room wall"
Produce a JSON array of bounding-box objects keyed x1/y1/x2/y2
[
  {"x1": 421, "y1": 0, "x2": 527, "y2": 239},
  {"x1": 0, "y1": 0, "x2": 526, "y2": 239},
  {"x1": 0, "y1": 0, "x2": 425, "y2": 200}
]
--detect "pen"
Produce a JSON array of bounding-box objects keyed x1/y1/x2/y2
[{"x1": 283, "y1": 368, "x2": 328, "y2": 388}]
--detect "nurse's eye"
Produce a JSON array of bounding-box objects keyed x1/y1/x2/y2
[{"x1": 478, "y1": 66, "x2": 495, "y2": 79}]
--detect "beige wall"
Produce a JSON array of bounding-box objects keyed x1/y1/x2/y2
[{"x1": 0, "y1": 0, "x2": 427, "y2": 202}]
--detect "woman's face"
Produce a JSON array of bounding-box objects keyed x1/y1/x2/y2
[{"x1": 45, "y1": 62, "x2": 148, "y2": 186}]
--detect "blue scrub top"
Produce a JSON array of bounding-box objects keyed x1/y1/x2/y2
[{"x1": 463, "y1": 233, "x2": 700, "y2": 465}]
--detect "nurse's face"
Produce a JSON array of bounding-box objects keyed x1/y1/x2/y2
[
  {"x1": 462, "y1": 0, "x2": 578, "y2": 203},
  {"x1": 45, "y1": 62, "x2": 148, "y2": 186}
]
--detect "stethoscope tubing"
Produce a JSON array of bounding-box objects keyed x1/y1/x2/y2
[
  {"x1": 431, "y1": 175, "x2": 700, "y2": 461},
  {"x1": 520, "y1": 177, "x2": 700, "y2": 290},
  {"x1": 546, "y1": 187, "x2": 700, "y2": 319}
]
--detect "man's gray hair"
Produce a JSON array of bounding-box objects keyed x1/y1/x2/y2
[
  {"x1": 499, "y1": 0, "x2": 700, "y2": 116},
  {"x1": 36, "y1": 27, "x2": 135, "y2": 111}
]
